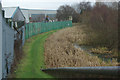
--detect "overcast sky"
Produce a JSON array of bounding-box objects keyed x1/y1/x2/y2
[
  {"x1": 1, "y1": 0, "x2": 96, "y2": 10},
  {"x1": 1, "y1": 0, "x2": 118, "y2": 10}
]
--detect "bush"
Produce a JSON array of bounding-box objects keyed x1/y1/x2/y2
[{"x1": 83, "y1": 2, "x2": 118, "y2": 52}]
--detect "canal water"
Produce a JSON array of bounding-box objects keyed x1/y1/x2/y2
[{"x1": 73, "y1": 43, "x2": 117, "y2": 63}]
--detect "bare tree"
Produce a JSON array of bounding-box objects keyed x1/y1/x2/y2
[
  {"x1": 87, "y1": 2, "x2": 118, "y2": 50},
  {"x1": 97, "y1": 2, "x2": 118, "y2": 10},
  {"x1": 56, "y1": 5, "x2": 79, "y2": 22},
  {"x1": 77, "y1": 2, "x2": 92, "y2": 14}
]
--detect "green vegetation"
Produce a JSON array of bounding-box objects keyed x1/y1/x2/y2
[{"x1": 14, "y1": 30, "x2": 57, "y2": 78}]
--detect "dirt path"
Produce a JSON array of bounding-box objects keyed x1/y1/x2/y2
[{"x1": 44, "y1": 25, "x2": 118, "y2": 68}]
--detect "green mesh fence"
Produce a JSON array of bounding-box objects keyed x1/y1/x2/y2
[{"x1": 25, "y1": 20, "x2": 72, "y2": 39}]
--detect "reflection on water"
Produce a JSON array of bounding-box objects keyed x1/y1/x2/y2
[{"x1": 73, "y1": 43, "x2": 117, "y2": 63}]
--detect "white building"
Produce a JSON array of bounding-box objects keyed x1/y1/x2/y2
[
  {"x1": 21, "y1": 8, "x2": 57, "y2": 23},
  {"x1": 3, "y1": 7, "x2": 57, "y2": 23}
]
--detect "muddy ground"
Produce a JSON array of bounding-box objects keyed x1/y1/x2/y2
[{"x1": 44, "y1": 25, "x2": 118, "y2": 68}]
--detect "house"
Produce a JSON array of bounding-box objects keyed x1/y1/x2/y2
[
  {"x1": 3, "y1": 7, "x2": 25, "y2": 28},
  {"x1": 3, "y1": 7, "x2": 26, "y2": 44}
]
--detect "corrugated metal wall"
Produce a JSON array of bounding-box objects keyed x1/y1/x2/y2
[
  {"x1": 0, "y1": 3, "x2": 2, "y2": 80},
  {"x1": 2, "y1": 18, "x2": 14, "y2": 78},
  {"x1": 0, "y1": 3, "x2": 14, "y2": 78}
]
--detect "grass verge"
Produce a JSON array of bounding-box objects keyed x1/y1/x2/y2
[{"x1": 13, "y1": 30, "x2": 57, "y2": 78}]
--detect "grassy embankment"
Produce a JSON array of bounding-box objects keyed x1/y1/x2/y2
[
  {"x1": 13, "y1": 30, "x2": 57, "y2": 78},
  {"x1": 44, "y1": 26, "x2": 118, "y2": 68}
]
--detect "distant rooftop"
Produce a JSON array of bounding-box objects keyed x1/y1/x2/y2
[
  {"x1": 21, "y1": 8, "x2": 57, "y2": 11},
  {"x1": 3, "y1": 6, "x2": 57, "y2": 11},
  {"x1": 3, "y1": 7, "x2": 25, "y2": 21},
  {"x1": 3, "y1": 7, "x2": 57, "y2": 18}
]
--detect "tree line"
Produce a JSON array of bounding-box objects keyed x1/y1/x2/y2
[{"x1": 56, "y1": 2, "x2": 119, "y2": 60}]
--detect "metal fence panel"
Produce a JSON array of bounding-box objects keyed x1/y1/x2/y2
[
  {"x1": 2, "y1": 18, "x2": 14, "y2": 78},
  {"x1": 25, "y1": 20, "x2": 72, "y2": 39}
]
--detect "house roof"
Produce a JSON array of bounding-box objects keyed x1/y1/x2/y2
[
  {"x1": 3, "y1": 7, "x2": 25, "y2": 21},
  {"x1": 3, "y1": 7, "x2": 17, "y2": 18}
]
